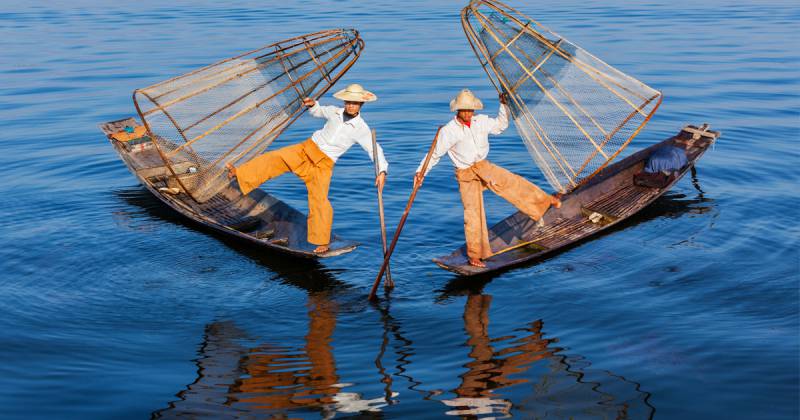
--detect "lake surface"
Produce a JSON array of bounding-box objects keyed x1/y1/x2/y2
[{"x1": 0, "y1": 1, "x2": 798, "y2": 418}]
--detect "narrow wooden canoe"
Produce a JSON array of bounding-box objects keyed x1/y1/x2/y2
[
  {"x1": 433, "y1": 124, "x2": 720, "y2": 276},
  {"x1": 101, "y1": 117, "x2": 358, "y2": 258}
]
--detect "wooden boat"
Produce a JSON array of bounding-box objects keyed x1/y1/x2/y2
[
  {"x1": 434, "y1": 124, "x2": 720, "y2": 275},
  {"x1": 100, "y1": 29, "x2": 364, "y2": 258},
  {"x1": 101, "y1": 117, "x2": 358, "y2": 257},
  {"x1": 433, "y1": 1, "x2": 721, "y2": 274}
]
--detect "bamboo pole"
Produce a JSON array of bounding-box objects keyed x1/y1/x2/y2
[
  {"x1": 368, "y1": 127, "x2": 442, "y2": 301},
  {"x1": 304, "y1": 39, "x2": 333, "y2": 84},
  {"x1": 488, "y1": 21, "x2": 530, "y2": 63},
  {"x1": 509, "y1": 42, "x2": 558, "y2": 92},
  {"x1": 276, "y1": 44, "x2": 305, "y2": 98},
  {"x1": 371, "y1": 129, "x2": 393, "y2": 289}
]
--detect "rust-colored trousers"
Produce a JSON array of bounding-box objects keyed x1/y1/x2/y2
[
  {"x1": 235, "y1": 139, "x2": 334, "y2": 245},
  {"x1": 456, "y1": 160, "x2": 552, "y2": 260}
]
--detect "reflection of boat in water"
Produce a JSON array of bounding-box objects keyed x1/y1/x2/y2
[{"x1": 439, "y1": 294, "x2": 655, "y2": 419}]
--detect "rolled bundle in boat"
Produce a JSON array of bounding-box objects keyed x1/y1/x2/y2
[
  {"x1": 461, "y1": 0, "x2": 662, "y2": 193},
  {"x1": 133, "y1": 29, "x2": 364, "y2": 202}
]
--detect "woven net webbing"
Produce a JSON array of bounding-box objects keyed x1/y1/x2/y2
[
  {"x1": 462, "y1": 1, "x2": 662, "y2": 193},
  {"x1": 133, "y1": 29, "x2": 364, "y2": 202}
]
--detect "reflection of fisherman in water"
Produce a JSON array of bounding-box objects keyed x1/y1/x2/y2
[
  {"x1": 234, "y1": 293, "x2": 341, "y2": 411},
  {"x1": 441, "y1": 294, "x2": 655, "y2": 419},
  {"x1": 153, "y1": 288, "x2": 392, "y2": 418},
  {"x1": 443, "y1": 294, "x2": 515, "y2": 417},
  {"x1": 151, "y1": 241, "x2": 655, "y2": 420}
]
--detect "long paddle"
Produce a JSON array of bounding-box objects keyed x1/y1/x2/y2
[
  {"x1": 368, "y1": 126, "x2": 442, "y2": 300},
  {"x1": 371, "y1": 129, "x2": 393, "y2": 289}
]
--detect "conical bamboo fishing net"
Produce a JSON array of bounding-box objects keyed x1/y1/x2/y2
[
  {"x1": 462, "y1": 0, "x2": 662, "y2": 193},
  {"x1": 133, "y1": 29, "x2": 364, "y2": 202}
]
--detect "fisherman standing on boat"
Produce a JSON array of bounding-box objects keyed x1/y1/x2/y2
[
  {"x1": 227, "y1": 84, "x2": 388, "y2": 254},
  {"x1": 414, "y1": 89, "x2": 560, "y2": 267}
]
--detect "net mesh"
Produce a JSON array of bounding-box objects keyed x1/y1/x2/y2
[
  {"x1": 462, "y1": 1, "x2": 662, "y2": 193},
  {"x1": 134, "y1": 29, "x2": 364, "y2": 202}
]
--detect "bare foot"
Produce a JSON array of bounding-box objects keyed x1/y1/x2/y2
[
  {"x1": 551, "y1": 194, "x2": 562, "y2": 209},
  {"x1": 313, "y1": 244, "x2": 329, "y2": 254},
  {"x1": 225, "y1": 162, "x2": 236, "y2": 180},
  {"x1": 468, "y1": 258, "x2": 486, "y2": 268}
]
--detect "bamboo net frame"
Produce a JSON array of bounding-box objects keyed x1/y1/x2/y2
[
  {"x1": 461, "y1": 0, "x2": 662, "y2": 193},
  {"x1": 133, "y1": 29, "x2": 364, "y2": 202}
]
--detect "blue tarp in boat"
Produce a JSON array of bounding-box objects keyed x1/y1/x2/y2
[{"x1": 644, "y1": 145, "x2": 688, "y2": 174}]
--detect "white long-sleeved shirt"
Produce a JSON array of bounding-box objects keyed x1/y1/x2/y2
[
  {"x1": 417, "y1": 105, "x2": 509, "y2": 175},
  {"x1": 308, "y1": 102, "x2": 389, "y2": 173}
]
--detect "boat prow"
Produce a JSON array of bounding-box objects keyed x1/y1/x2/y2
[
  {"x1": 433, "y1": 124, "x2": 720, "y2": 276},
  {"x1": 101, "y1": 117, "x2": 358, "y2": 258}
]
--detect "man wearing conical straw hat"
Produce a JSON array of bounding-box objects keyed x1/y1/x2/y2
[
  {"x1": 414, "y1": 89, "x2": 560, "y2": 267},
  {"x1": 227, "y1": 84, "x2": 388, "y2": 254}
]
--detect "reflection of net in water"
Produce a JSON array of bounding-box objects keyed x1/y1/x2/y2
[
  {"x1": 133, "y1": 29, "x2": 364, "y2": 202},
  {"x1": 462, "y1": 1, "x2": 662, "y2": 193}
]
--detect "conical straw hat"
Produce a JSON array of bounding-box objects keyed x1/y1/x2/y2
[
  {"x1": 450, "y1": 88, "x2": 484, "y2": 112},
  {"x1": 333, "y1": 83, "x2": 377, "y2": 102}
]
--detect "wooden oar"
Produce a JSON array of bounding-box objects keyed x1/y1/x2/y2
[
  {"x1": 368, "y1": 126, "x2": 442, "y2": 300},
  {"x1": 371, "y1": 129, "x2": 393, "y2": 289}
]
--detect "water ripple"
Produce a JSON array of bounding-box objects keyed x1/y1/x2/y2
[{"x1": 0, "y1": 0, "x2": 797, "y2": 419}]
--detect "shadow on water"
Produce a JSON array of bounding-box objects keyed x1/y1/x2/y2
[
  {"x1": 152, "y1": 291, "x2": 655, "y2": 418},
  {"x1": 439, "y1": 169, "x2": 717, "y2": 296},
  {"x1": 113, "y1": 187, "x2": 351, "y2": 293}
]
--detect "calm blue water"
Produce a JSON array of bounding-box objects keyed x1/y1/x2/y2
[{"x1": 0, "y1": 1, "x2": 798, "y2": 418}]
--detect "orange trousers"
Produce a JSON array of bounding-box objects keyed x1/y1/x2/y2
[
  {"x1": 235, "y1": 139, "x2": 334, "y2": 245},
  {"x1": 456, "y1": 160, "x2": 552, "y2": 260}
]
